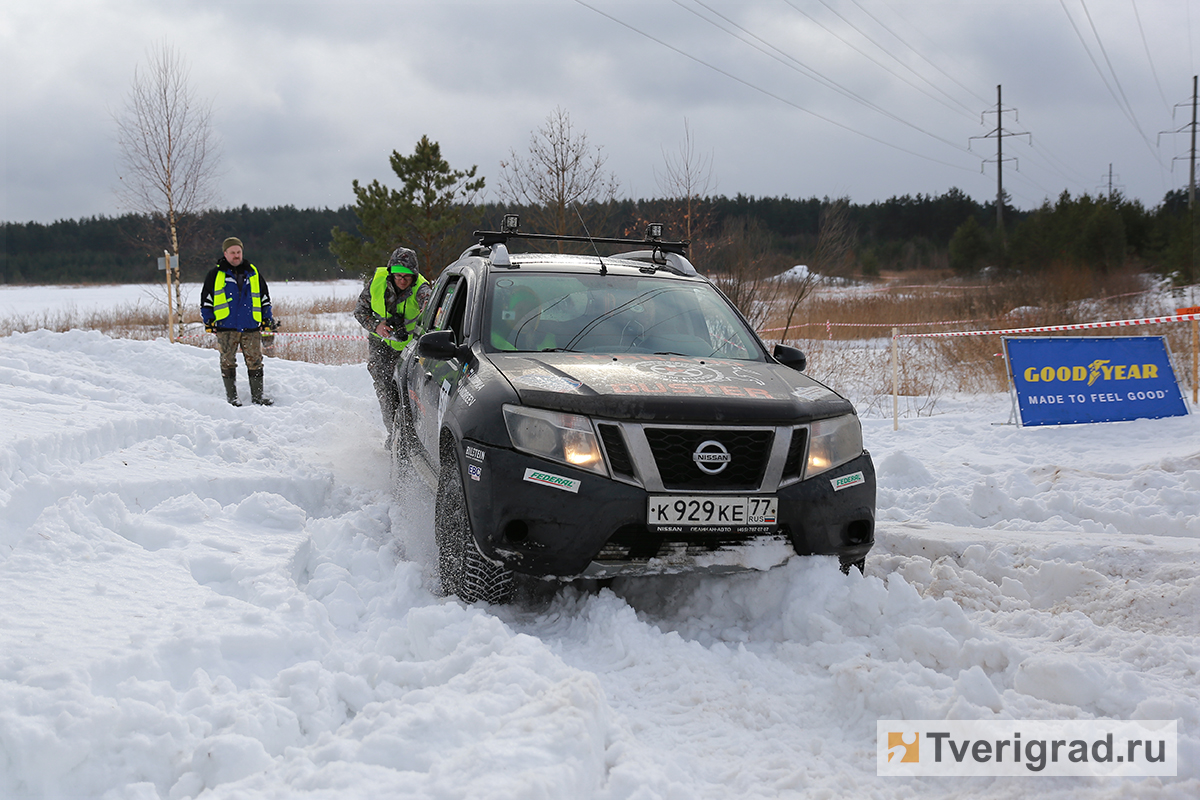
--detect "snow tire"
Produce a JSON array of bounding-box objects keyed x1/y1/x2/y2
[{"x1": 434, "y1": 443, "x2": 514, "y2": 604}]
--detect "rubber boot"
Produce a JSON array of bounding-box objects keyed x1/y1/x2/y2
[
  {"x1": 248, "y1": 368, "x2": 273, "y2": 406},
  {"x1": 222, "y1": 367, "x2": 241, "y2": 406}
]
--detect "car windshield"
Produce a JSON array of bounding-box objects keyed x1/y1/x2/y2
[{"x1": 485, "y1": 272, "x2": 762, "y2": 360}]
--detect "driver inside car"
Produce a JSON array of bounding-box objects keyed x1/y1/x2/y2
[{"x1": 491, "y1": 284, "x2": 557, "y2": 351}]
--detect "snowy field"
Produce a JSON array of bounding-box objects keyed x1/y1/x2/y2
[{"x1": 1, "y1": 283, "x2": 1198, "y2": 798}]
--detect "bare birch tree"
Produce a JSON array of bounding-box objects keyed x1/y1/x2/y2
[
  {"x1": 706, "y1": 217, "x2": 791, "y2": 332},
  {"x1": 656, "y1": 119, "x2": 715, "y2": 247},
  {"x1": 114, "y1": 43, "x2": 220, "y2": 338},
  {"x1": 498, "y1": 107, "x2": 619, "y2": 239},
  {"x1": 773, "y1": 199, "x2": 853, "y2": 343}
]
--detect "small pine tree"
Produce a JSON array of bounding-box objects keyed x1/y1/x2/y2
[
  {"x1": 948, "y1": 216, "x2": 991, "y2": 274},
  {"x1": 331, "y1": 136, "x2": 485, "y2": 277}
]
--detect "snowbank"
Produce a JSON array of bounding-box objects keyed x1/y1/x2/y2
[{"x1": 0, "y1": 329, "x2": 1197, "y2": 798}]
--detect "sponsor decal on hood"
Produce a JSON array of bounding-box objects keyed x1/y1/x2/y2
[{"x1": 490, "y1": 353, "x2": 853, "y2": 422}]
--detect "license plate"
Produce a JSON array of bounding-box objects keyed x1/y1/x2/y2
[{"x1": 647, "y1": 495, "x2": 778, "y2": 528}]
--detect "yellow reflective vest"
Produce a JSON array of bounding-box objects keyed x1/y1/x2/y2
[
  {"x1": 370, "y1": 268, "x2": 427, "y2": 351},
  {"x1": 212, "y1": 264, "x2": 263, "y2": 326}
]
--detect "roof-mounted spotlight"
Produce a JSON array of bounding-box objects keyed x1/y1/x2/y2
[
  {"x1": 502, "y1": 214, "x2": 520, "y2": 234},
  {"x1": 646, "y1": 223, "x2": 663, "y2": 242}
]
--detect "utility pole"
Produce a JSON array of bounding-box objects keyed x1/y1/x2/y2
[
  {"x1": 1191, "y1": 74, "x2": 1196, "y2": 213},
  {"x1": 970, "y1": 85, "x2": 1030, "y2": 252},
  {"x1": 1158, "y1": 76, "x2": 1200, "y2": 286},
  {"x1": 1098, "y1": 164, "x2": 1124, "y2": 201}
]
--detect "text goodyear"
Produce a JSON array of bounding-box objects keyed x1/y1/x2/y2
[{"x1": 1006, "y1": 336, "x2": 1187, "y2": 426}]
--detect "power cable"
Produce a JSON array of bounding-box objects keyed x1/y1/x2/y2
[
  {"x1": 1079, "y1": 0, "x2": 1156, "y2": 148},
  {"x1": 674, "y1": 0, "x2": 974, "y2": 153},
  {"x1": 1131, "y1": 0, "x2": 1172, "y2": 113},
  {"x1": 842, "y1": 0, "x2": 990, "y2": 109},
  {"x1": 867, "y1": 0, "x2": 1120, "y2": 200},
  {"x1": 776, "y1": 0, "x2": 979, "y2": 120},
  {"x1": 1060, "y1": 0, "x2": 1166, "y2": 168},
  {"x1": 1027, "y1": 140, "x2": 1093, "y2": 192},
  {"x1": 571, "y1": 0, "x2": 975, "y2": 172}
]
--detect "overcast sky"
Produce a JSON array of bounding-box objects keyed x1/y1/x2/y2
[{"x1": 4, "y1": 0, "x2": 1199, "y2": 225}]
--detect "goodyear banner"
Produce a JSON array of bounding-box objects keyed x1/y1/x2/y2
[{"x1": 1005, "y1": 336, "x2": 1188, "y2": 426}]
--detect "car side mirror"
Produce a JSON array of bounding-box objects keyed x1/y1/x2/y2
[
  {"x1": 773, "y1": 343, "x2": 807, "y2": 372},
  {"x1": 418, "y1": 330, "x2": 467, "y2": 361}
]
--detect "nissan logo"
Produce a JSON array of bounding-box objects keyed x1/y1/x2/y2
[{"x1": 692, "y1": 440, "x2": 731, "y2": 475}]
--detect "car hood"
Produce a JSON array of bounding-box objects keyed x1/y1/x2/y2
[{"x1": 488, "y1": 352, "x2": 854, "y2": 423}]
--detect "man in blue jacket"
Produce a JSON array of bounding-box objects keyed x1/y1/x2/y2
[{"x1": 200, "y1": 237, "x2": 276, "y2": 406}]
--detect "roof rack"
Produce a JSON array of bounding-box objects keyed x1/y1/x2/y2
[
  {"x1": 473, "y1": 214, "x2": 689, "y2": 256},
  {"x1": 611, "y1": 249, "x2": 698, "y2": 277}
]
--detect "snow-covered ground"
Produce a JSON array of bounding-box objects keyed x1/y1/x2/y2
[{"x1": 1, "y1": 282, "x2": 1198, "y2": 798}]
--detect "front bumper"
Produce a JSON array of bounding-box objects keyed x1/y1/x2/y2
[{"x1": 457, "y1": 442, "x2": 876, "y2": 579}]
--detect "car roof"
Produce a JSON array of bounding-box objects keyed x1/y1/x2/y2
[
  {"x1": 453, "y1": 246, "x2": 701, "y2": 281},
  {"x1": 499, "y1": 252, "x2": 699, "y2": 277}
]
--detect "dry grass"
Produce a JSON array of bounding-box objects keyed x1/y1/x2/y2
[
  {"x1": 4, "y1": 272, "x2": 1196, "y2": 415},
  {"x1": 1, "y1": 291, "x2": 370, "y2": 364},
  {"x1": 761, "y1": 266, "x2": 1199, "y2": 411}
]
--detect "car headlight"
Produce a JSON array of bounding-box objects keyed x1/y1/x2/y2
[
  {"x1": 806, "y1": 414, "x2": 863, "y2": 478},
  {"x1": 503, "y1": 405, "x2": 606, "y2": 475}
]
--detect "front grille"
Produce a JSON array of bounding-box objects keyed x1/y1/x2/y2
[{"x1": 644, "y1": 427, "x2": 773, "y2": 490}]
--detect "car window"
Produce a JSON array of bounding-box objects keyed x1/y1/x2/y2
[
  {"x1": 485, "y1": 273, "x2": 762, "y2": 359},
  {"x1": 427, "y1": 275, "x2": 468, "y2": 340},
  {"x1": 430, "y1": 275, "x2": 468, "y2": 344}
]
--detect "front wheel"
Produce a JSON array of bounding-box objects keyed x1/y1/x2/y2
[{"x1": 434, "y1": 444, "x2": 514, "y2": 604}]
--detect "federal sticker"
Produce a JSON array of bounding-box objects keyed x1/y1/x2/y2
[
  {"x1": 831, "y1": 471, "x2": 865, "y2": 492},
  {"x1": 468, "y1": 464, "x2": 483, "y2": 482},
  {"x1": 465, "y1": 445, "x2": 486, "y2": 462},
  {"x1": 523, "y1": 468, "x2": 581, "y2": 493}
]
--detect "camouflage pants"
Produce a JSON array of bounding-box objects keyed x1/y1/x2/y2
[
  {"x1": 367, "y1": 340, "x2": 404, "y2": 432},
  {"x1": 216, "y1": 330, "x2": 264, "y2": 371}
]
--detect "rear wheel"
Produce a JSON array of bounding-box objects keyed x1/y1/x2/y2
[
  {"x1": 389, "y1": 394, "x2": 418, "y2": 494},
  {"x1": 434, "y1": 444, "x2": 514, "y2": 604}
]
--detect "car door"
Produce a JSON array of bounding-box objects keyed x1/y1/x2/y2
[{"x1": 412, "y1": 273, "x2": 470, "y2": 459}]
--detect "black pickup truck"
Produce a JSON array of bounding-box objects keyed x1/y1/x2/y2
[{"x1": 391, "y1": 217, "x2": 875, "y2": 603}]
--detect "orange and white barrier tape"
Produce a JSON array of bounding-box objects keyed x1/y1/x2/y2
[
  {"x1": 179, "y1": 331, "x2": 368, "y2": 342},
  {"x1": 759, "y1": 317, "x2": 993, "y2": 336},
  {"x1": 895, "y1": 311, "x2": 1200, "y2": 339}
]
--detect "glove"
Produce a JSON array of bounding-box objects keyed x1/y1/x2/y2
[
  {"x1": 204, "y1": 321, "x2": 216, "y2": 333},
  {"x1": 265, "y1": 318, "x2": 281, "y2": 332}
]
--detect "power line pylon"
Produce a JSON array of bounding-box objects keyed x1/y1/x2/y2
[
  {"x1": 1157, "y1": 76, "x2": 1198, "y2": 208},
  {"x1": 969, "y1": 85, "x2": 1030, "y2": 251},
  {"x1": 1099, "y1": 164, "x2": 1124, "y2": 201},
  {"x1": 1159, "y1": 76, "x2": 1199, "y2": 286}
]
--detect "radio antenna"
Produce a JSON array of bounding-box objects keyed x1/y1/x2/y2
[{"x1": 572, "y1": 203, "x2": 607, "y2": 276}]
